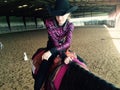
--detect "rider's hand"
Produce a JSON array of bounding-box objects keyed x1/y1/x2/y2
[
  {"x1": 42, "y1": 51, "x2": 52, "y2": 60},
  {"x1": 64, "y1": 57, "x2": 72, "y2": 64}
]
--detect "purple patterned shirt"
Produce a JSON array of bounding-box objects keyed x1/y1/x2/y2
[{"x1": 45, "y1": 18, "x2": 74, "y2": 54}]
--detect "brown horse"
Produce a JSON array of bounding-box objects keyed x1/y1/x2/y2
[{"x1": 32, "y1": 48, "x2": 120, "y2": 90}]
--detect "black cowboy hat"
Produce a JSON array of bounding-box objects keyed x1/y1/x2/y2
[{"x1": 48, "y1": 0, "x2": 78, "y2": 16}]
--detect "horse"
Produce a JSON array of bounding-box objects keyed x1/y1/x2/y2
[{"x1": 32, "y1": 48, "x2": 120, "y2": 90}]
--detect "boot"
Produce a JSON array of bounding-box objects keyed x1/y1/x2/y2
[{"x1": 34, "y1": 60, "x2": 50, "y2": 90}]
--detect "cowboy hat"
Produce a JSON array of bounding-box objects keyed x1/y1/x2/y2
[{"x1": 48, "y1": 0, "x2": 78, "y2": 16}]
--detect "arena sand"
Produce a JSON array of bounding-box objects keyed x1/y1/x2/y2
[{"x1": 0, "y1": 25, "x2": 120, "y2": 90}]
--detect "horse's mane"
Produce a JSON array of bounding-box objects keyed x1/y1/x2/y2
[{"x1": 59, "y1": 62, "x2": 120, "y2": 90}]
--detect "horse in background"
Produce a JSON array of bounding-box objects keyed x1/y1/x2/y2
[{"x1": 32, "y1": 48, "x2": 120, "y2": 90}]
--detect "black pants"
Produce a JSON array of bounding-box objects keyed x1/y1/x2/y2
[{"x1": 34, "y1": 54, "x2": 57, "y2": 90}]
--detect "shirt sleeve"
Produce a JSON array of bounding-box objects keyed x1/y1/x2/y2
[{"x1": 56, "y1": 23, "x2": 74, "y2": 51}]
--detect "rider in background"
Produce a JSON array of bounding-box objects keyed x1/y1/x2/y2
[{"x1": 34, "y1": 0, "x2": 78, "y2": 89}]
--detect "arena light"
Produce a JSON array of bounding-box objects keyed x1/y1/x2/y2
[
  {"x1": 18, "y1": 6, "x2": 22, "y2": 8},
  {"x1": 22, "y1": 4, "x2": 28, "y2": 7},
  {"x1": 35, "y1": 8, "x2": 43, "y2": 11},
  {"x1": 38, "y1": 8, "x2": 42, "y2": 10},
  {"x1": 18, "y1": 4, "x2": 28, "y2": 8}
]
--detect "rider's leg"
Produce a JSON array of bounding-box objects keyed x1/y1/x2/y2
[
  {"x1": 34, "y1": 60, "x2": 50, "y2": 90},
  {"x1": 34, "y1": 54, "x2": 57, "y2": 90}
]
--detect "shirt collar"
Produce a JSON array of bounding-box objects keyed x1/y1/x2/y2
[{"x1": 54, "y1": 18, "x2": 68, "y2": 31}]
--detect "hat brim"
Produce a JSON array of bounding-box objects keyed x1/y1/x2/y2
[{"x1": 49, "y1": 6, "x2": 78, "y2": 16}]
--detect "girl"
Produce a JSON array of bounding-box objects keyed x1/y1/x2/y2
[{"x1": 34, "y1": 0, "x2": 79, "y2": 89}]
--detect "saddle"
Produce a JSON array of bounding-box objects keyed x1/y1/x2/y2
[{"x1": 31, "y1": 48, "x2": 62, "y2": 78}]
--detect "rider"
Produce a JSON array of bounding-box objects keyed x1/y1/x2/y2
[{"x1": 34, "y1": 0, "x2": 78, "y2": 90}]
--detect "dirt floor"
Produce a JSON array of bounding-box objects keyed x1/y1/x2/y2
[{"x1": 0, "y1": 25, "x2": 120, "y2": 90}]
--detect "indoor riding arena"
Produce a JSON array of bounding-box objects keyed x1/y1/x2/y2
[{"x1": 0, "y1": 0, "x2": 120, "y2": 90}]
